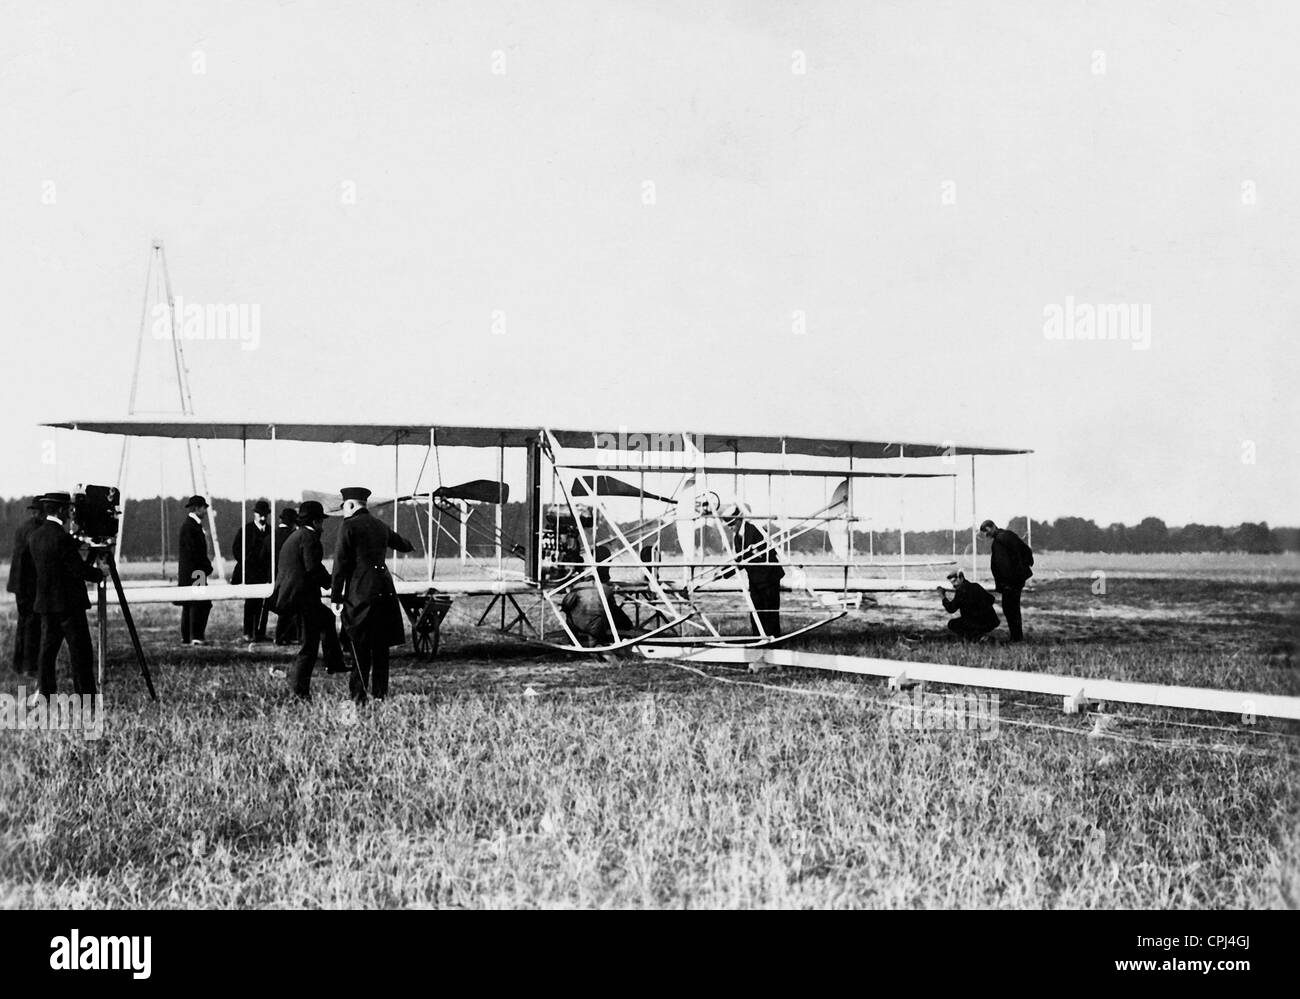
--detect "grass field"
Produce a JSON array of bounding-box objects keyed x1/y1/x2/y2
[{"x1": 1, "y1": 564, "x2": 1297, "y2": 908}]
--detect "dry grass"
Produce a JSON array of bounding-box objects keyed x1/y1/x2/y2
[{"x1": 0, "y1": 574, "x2": 1296, "y2": 909}]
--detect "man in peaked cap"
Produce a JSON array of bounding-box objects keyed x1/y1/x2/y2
[
  {"x1": 230, "y1": 499, "x2": 273, "y2": 642},
  {"x1": 330, "y1": 486, "x2": 414, "y2": 702},
  {"x1": 29, "y1": 492, "x2": 103, "y2": 696},
  {"x1": 272, "y1": 507, "x2": 301, "y2": 646},
  {"x1": 7, "y1": 497, "x2": 45, "y2": 676},
  {"x1": 177, "y1": 495, "x2": 214, "y2": 646},
  {"x1": 269, "y1": 500, "x2": 343, "y2": 699}
]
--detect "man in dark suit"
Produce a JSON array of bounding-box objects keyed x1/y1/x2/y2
[
  {"x1": 939, "y1": 569, "x2": 1000, "y2": 641},
  {"x1": 29, "y1": 493, "x2": 103, "y2": 696},
  {"x1": 330, "y1": 486, "x2": 414, "y2": 702},
  {"x1": 980, "y1": 519, "x2": 1034, "y2": 642},
  {"x1": 230, "y1": 499, "x2": 273, "y2": 642},
  {"x1": 269, "y1": 501, "x2": 343, "y2": 699},
  {"x1": 177, "y1": 495, "x2": 214, "y2": 646},
  {"x1": 7, "y1": 497, "x2": 44, "y2": 676},
  {"x1": 721, "y1": 504, "x2": 784, "y2": 638},
  {"x1": 272, "y1": 507, "x2": 301, "y2": 646}
]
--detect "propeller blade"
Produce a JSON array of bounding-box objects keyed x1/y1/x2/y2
[
  {"x1": 434, "y1": 479, "x2": 509, "y2": 504},
  {"x1": 571, "y1": 475, "x2": 676, "y2": 504}
]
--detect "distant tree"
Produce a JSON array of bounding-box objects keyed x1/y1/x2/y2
[
  {"x1": 1051, "y1": 516, "x2": 1104, "y2": 551},
  {"x1": 1129, "y1": 516, "x2": 1169, "y2": 553},
  {"x1": 1230, "y1": 522, "x2": 1279, "y2": 554}
]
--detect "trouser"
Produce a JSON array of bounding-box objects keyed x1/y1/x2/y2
[
  {"x1": 242, "y1": 598, "x2": 269, "y2": 640},
  {"x1": 274, "y1": 609, "x2": 301, "y2": 645},
  {"x1": 348, "y1": 632, "x2": 391, "y2": 702},
  {"x1": 13, "y1": 600, "x2": 41, "y2": 674},
  {"x1": 181, "y1": 600, "x2": 212, "y2": 642},
  {"x1": 1001, "y1": 587, "x2": 1024, "y2": 641},
  {"x1": 288, "y1": 602, "x2": 344, "y2": 698},
  {"x1": 948, "y1": 617, "x2": 996, "y2": 641},
  {"x1": 748, "y1": 581, "x2": 782, "y2": 638},
  {"x1": 37, "y1": 611, "x2": 96, "y2": 696}
]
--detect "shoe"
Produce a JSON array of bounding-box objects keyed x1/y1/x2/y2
[
  {"x1": 241, "y1": 634, "x2": 254, "y2": 643},
  {"x1": 190, "y1": 639, "x2": 208, "y2": 647},
  {"x1": 325, "y1": 662, "x2": 351, "y2": 675}
]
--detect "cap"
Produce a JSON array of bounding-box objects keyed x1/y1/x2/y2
[
  {"x1": 340, "y1": 486, "x2": 371, "y2": 502},
  {"x1": 253, "y1": 499, "x2": 271, "y2": 516},
  {"x1": 979, "y1": 519, "x2": 996, "y2": 532},
  {"x1": 185, "y1": 494, "x2": 208, "y2": 509},
  {"x1": 297, "y1": 500, "x2": 325, "y2": 521},
  {"x1": 946, "y1": 569, "x2": 962, "y2": 581}
]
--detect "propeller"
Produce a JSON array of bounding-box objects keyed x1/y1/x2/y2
[
  {"x1": 303, "y1": 480, "x2": 509, "y2": 513},
  {"x1": 571, "y1": 475, "x2": 676, "y2": 504}
]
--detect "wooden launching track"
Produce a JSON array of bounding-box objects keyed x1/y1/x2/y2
[{"x1": 636, "y1": 645, "x2": 1300, "y2": 722}]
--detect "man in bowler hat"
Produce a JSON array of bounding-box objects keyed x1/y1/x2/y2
[
  {"x1": 178, "y1": 495, "x2": 214, "y2": 645},
  {"x1": 269, "y1": 501, "x2": 343, "y2": 699}
]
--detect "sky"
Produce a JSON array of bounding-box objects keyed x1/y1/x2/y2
[{"x1": 1, "y1": 0, "x2": 1296, "y2": 529}]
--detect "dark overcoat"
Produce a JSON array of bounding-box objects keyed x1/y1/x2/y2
[
  {"x1": 230, "y1": 522, "x2": 272, "y2": 584},
  {"x1": 178, "y1": 514, "x2": 213, "y2": 586},
  {"x1": 269, "y1": 526, "x2": 330, "y2": 614},
  {"x1": 329, "y1": 508, "x2": 413, "y2": 647},
  {"x1": 29, "y1": 519, "x2": 102, "y2": 615}
]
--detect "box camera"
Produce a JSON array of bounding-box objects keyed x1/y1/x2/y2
[{"x1": 74, "y1": 484, "x2": 121, "y2": 544}]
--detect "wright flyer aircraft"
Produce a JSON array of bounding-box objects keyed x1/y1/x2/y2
[{"x1": 43, "y1": 418, "x2": 1031, "y2": 655}]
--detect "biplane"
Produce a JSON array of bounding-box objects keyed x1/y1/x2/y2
[{"x1": 41, "y1": 418, "x2": 1031, "y2": 655}]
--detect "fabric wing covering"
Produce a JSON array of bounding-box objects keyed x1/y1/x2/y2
[{"x1": 43, "y1": 419, "x2": 1031, "y2": 459}]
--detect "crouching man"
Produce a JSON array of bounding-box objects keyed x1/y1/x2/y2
[
  {"x1": 938, "y1": 569, "x2": 999, "y2": 642},
  {"x1": 560, "y1": 545, "x2": 634, "y2": 647}
]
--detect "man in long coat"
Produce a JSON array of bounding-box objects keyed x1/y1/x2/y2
[
  {"x1": 721, "y1": 504, "x2": 785, "y2": 638},
  {"x1": 29, "y1": 492, "x2": 103, "y2": 696},
  {"x1": 7, "y1": 497, "x2": 44, "y2": 676},
  {"x1": 177, "y1": 495, "x2": 214, "y2": 645},
  {"x1": 329, "y1": 487, "x2": 413, "y2": 702},
  {"x1": 272, "y1": 507, "x2": 301, "y2": 646},
  {"x1": 269, "y1": 501, "x2": 343, "y2": 699},
  {"x1": 980, "y1": 519, "x2": 1034, "y2": 642},
  {"x1": 230, "y1": 499, "x2": 273, "y2": 642}
]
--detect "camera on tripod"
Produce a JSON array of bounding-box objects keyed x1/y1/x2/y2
[{"x1": 74, "y1": 484, "x2": 121, "y2": 547}]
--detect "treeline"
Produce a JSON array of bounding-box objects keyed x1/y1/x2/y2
[{"x1": 0, "y1": 499, "x2": 1293, "y2": 559}]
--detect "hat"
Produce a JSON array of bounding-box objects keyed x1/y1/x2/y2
[
  {"x1": 253, "y1": 499, "x2": 271, "y2": 516},
  {"x1": 298, "y1": 500, "x2": 325, "y2": 521},
  {"x1": 979, "y1": 519, "x2": 996, "y2": 532},
  {"x1": 26, "y1": 496, "x2": 42, "y2": 511},
  {"x1": 41, "y1": 491, "x2": 72, "y2": 506},
  {"x1": 279, "y1": 507, "x2": 299, "y2": 526},
  {"x1": 340, "y1": 486, "x2": 371, "y2": 502},
  {"x1": 185, "y1": 495, "x2": 208, "y2": 509},
  {"x1": 946, "y1": 569, "x2": 963, "y2": 581},
  {"x1": 720, "y1": 502, "x2": 745, "y2": 521}
]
